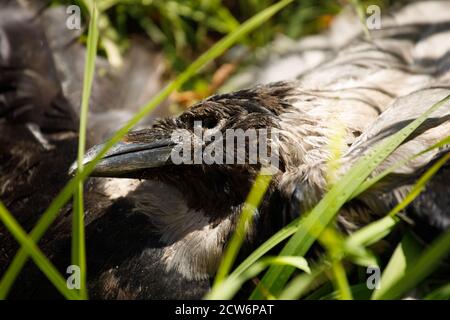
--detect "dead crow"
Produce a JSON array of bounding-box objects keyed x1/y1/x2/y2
[{"x1": 1, "y1": 0, "x2": 449, "y2": 299}]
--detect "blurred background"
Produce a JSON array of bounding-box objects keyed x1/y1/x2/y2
[
  {"x1": 49, "y1": 0, "x2": 392, "y2": 107},
  {"x1": 34, "y1": 0, "x2": 399, "y2": 145}
]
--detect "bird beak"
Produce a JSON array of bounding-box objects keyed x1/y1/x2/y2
[{"x1": 69, "y1": 138, "x2": 176, "y2": 177}]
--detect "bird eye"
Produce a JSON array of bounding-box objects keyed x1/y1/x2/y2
[{"x1": 201, "y1": 117, "x2": 218, "y2": 129}]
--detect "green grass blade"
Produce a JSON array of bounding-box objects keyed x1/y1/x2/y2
[
  {"x1": 350, "y1": 0, "x2": 371, "y2": 40},
  {"x1": 352, "y1": 134, "x2": 450, "y2": 198},
  {"x1": 0, "y1": 0, "x2": 294, "y2": 298},
  {"x1": 425, "y1": 283, "x2": 450, "y2": 300},
  {"x1": 314, "y1": 283, "x2": 372, "y2": 300},
  {"x1": 319, "y1": 228, "x2": 354, "y2": 300},
  {"x1": 375, "y1": 229, "x2": 450, "y2": 300},
  {"x1": 346, "y1": 151, "x2": 450, "y2": 253},
  {"x1": 72, "y1": 2, "x2": 99, "y2": 300},
  {"x1": 330, "y1": 259, "x2": 353, "y2": 300},
  {"x1": 345, "y1": 216, "x2": 399, "y2": 249},
  {"x1": 250, "y1": 93, "x2": 450, "y2": 299},
  {"x1": 206, "y1": 255, "x2": 309, "y2": 300},
  {"x1": 318, "y1": 227, "x2": 355, "y2": 300},
  {"x1": 0, "y1": 174, "x2": 87, "y2": 298},
  {"x1": 212, "y1": 173, "x2": 272, "y2": 287},
  {"x1": 386, "y1": 152, "x2": 450, "y2": 216},
  {"x1": 229, "y1": 218, "x2": 300, "y2": 279},
  {"x1": 0, "y1": 202, "x2": 79, "y2": 300},
  {"x1": 280, "y1": 150, "x2": 450, "y2": 301},
  {"x1": 371, "y1": 152, "x2": 450, "y2": 299},
  {"x1": 279, "y1": 263, "x2": 328, "y2": 300},
  {"x1": 371, "y1": 232, "x2": 422, "y2": 300},
  {"x1": 325, "y1": 120, "x2": 347, "y2": 186},
  {"x1": 230, "y1": 135, "x2": 450, "y2": 284}
]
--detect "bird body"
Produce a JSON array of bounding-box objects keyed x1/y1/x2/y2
[{"x1": 0, "y1": 0, "x2": 449, "y2": 299}]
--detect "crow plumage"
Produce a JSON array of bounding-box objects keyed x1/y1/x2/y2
[{"x1": 1, "y1": 1, "x2": 450, "y2": 299}]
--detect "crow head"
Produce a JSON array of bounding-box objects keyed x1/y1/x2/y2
[
  {"x1": 81, "y1": 82, "x2": 297, "y2": 205},
  {"x1": 73, "y1": 82, "x2": 305, "y2": 281}
]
